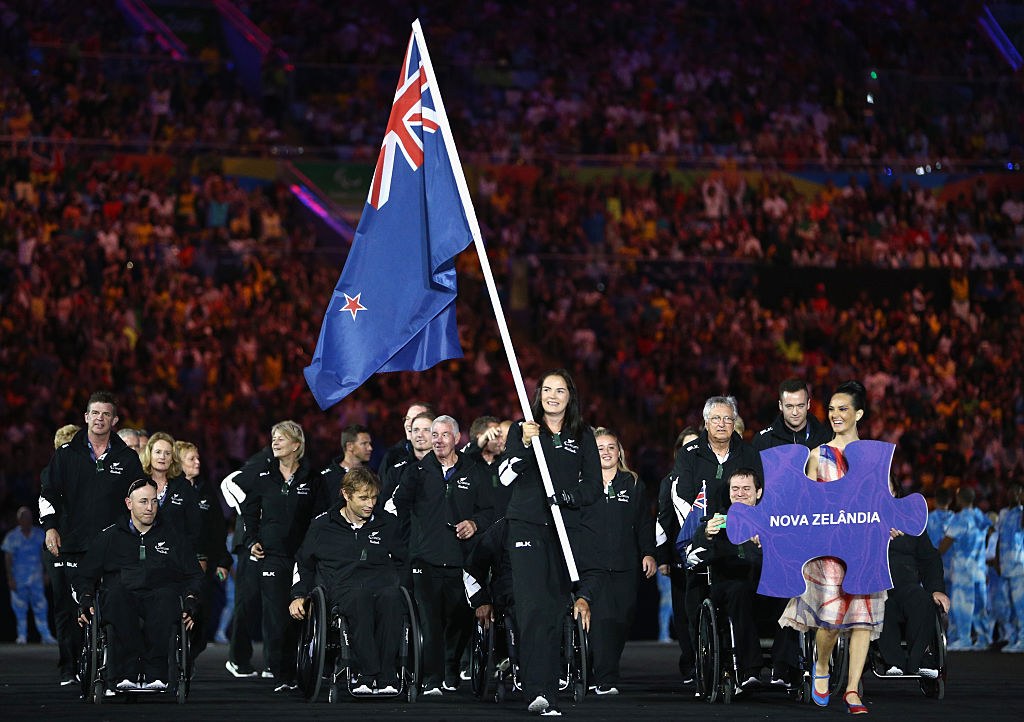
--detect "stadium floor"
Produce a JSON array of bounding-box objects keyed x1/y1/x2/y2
[{"x1": 1, "y1": 640, "x2": 1020, "y2": 720}]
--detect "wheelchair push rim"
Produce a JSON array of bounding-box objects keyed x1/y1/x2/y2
[{"x1": 296, "y1": 586, "x2": 327, "y2": 703}]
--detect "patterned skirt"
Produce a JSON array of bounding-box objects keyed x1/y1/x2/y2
[{"x1": 778, "y1": 556, "x2": 887, "y2": 640}]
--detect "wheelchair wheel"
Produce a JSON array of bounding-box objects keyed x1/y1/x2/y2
[
  {"x1": 829, "y1": 633, "x2": 850, "y2": 695},
  {"x1": 92, "y1": 679, "x2": 104, "y2": 705},
  {"x1": 296, "y1": 586, "x2": 327, "y2": 703},
  {"x1": 470, "y1": 620, "x2": 496, "y2": 700},
  {"x1": 400, "y1": 586, "x2": 422, "y2": 703},
  {"x1": 570, "y1": 611, "x2": 589, "y2": 702},
  {"x1": 696, "y1": 598, "x2": 720, "y2": 703},
  {"x1": 176, "y1": 613, "x2": 192, "y2": 702},
  {"x1": 921, "y1": 611, "x2": 946, "y2": 700},
  {"x1": 495, "y1": 679, "x2": 507, "y2": 704},
  {"x1": 722, "y1": 675, "x2": 734, "y2": 704},
  {"x1": 80, "y1": 615, "x2": 99, "y2": 702},
  {"x1": 804, "y1": 629, "x2": 848, "y2": 701}
]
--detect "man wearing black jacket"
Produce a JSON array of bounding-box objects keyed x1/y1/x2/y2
[
  {"x1": 690, "y1": 468, "x2": 798, "y2": 689},
  {"x1": 74, "y1": 477, "x2": 203, "y2": 691},
  {"x1": 290, "y1": 468, "x2": 407, "y2": 694},
  {"x1": 393, "y1": 414, "x2": 494, "y2": 695},
  {"x1": 671, "y1": 397, "x2": 764, "y2": 686},
  {"x1": 752, "y1": 378, "x2": 833, "y2": 454},
  {"x1": 378, "y1": 401, "x2": 434, "y2": 473},
  {"x1": 314, "y1": 424, "x2": 373, "y2": 515},
  {"x1": 673, "y1": 396, "x2": 763, "y2": 512},
  {"x1": 381, "y1": 411, "x2": 434, "y2": 517},
  {"x1": 877, "y1": 527, "x2": 950, "y2": 677},
  {"x1": 39, "y1": 391, "x2": 144, "y2": 685}
]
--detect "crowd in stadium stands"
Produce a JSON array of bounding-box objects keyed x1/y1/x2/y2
[
  {"x1": 2, "y1": 0, "x2": 1022, "y2": 169},
  {"x1": 1, "y1": 0, "x2": 1024, "y2": 526},
  {"x1": 231, "y1": 0, "x2": 1022, "y2": 168}
]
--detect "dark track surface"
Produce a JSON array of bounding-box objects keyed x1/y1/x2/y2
[{"x1": 1, "y1": 640, "x2": 1021, "y2": 720}]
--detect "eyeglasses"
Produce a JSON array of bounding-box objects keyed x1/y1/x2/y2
[{"x1": 708, "y1": 415, "x2": 735, "y2": 425}]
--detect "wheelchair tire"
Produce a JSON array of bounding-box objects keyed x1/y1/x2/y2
[
  {"x1": 296, "y1": 586, "x2": 327, "y2": 703},
  {"x1": 722, "y1": 675, "x2": 734, "y2": 705},
  {"x1": 400, "y1": 586, "x2": 421, "y2": 704},
  {"x1": 495, "y1": 679, "x2": 507, "y2": 704},
  {"x1": 80, "y1": 615, "x2": 99, "y2": 702},
  {"x1": 470, "y1": 620, "x2": 495, "y2": 700},
  {"x1": 829, "y1": 633, "x2": 850, "y2": 695},
  {"x1": 328, "y1": 683, "x2": 339, "y2": 704},
  {"x1": 91, "y1": 680, "x2": 104, "y2": 705},
  {"x1": 177, "y1": 613, "x2": 192, "y2": 701},
  {"x1": 797, "y1": 677, "x2": 811, "y2": 703},
  {"x1": 696, "y1": 598, "x2": 720, "y2": 704},
  {"x1": 571, "y1": 612, "x2": 589, "y2": 701}
]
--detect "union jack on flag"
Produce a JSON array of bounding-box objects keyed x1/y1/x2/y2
[
  {"x1": 368, "y1": 34, "x2": 441, "y2": 209},
  {"x1": 693, "y1": 480, "x2": 707, "y2": 515},
  {"x1": 676, "y1": 480, "x2": 708, "y2": 551}
]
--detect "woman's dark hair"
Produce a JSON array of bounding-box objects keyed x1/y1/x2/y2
[
  {"x1": 531, "y1": 368, "x2": 584, "y2": 438},
  {"x1": 831, "y1": 380, "x2": 868, "y2": 419}
]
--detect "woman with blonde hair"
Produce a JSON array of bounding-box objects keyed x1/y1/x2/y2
[
  {"x1": 587, "y1": 427, "x2": 657, "y2": 695},
  {"x1": 222, "y1": 420, "x2": 319, "y2": 691},
  {"x1": 175, "y1": 440, "x2": 232, "y2": 656},
  {"x1": 141, "y1": 432, "x2": 202, "y2": 564}
]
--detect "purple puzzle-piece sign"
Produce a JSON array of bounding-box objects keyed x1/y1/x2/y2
[{"x1": 726, "y1": 441, "x2": 928, "y2": 598}]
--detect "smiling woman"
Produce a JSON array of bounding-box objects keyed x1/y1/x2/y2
[
  {"x1": 498, "y1": 368, "x2": 602, "y2": 715},
  {"x1": 779, "y1": 380, "x2": 880, "y2": 715},
  {"x1": 230, "y1": 420, "x2": 319, "y2": 692}
]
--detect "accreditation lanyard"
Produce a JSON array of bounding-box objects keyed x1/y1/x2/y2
[{"x1": 130, "y1": 520, "x2": 147, "y2": 560}]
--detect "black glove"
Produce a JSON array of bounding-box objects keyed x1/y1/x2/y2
[
  {"x1": 78, "y1": 594, "x2": 94, "y2": 621},
  {"x1": 554, "y1": 490, "x2": 578, "y2": 509},
  {"x1": 182, "y1": 595, "x2": 200, "y2": 622}
]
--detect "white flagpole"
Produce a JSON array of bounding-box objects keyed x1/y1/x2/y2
[{"x1": 411, "y1": 19, "x2": 580, "y2": 581}]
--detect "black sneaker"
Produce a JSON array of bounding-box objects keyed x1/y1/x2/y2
[
  {"x1": 273, "y1": 681, "x2": 298, "y2": 693},
  {"x1": 59, "y1": 672, "x2": 78, "y2": 686},
  {"x1": 594, "y1": 685, "x2": 619, "y2": 695},
  {"x1": 540, "y1": 707, "x2": 563, "y2": 717}
]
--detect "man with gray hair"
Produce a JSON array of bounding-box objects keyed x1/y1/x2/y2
[
  {"x1": 670, "y1": 395, "x2": 763, "y2": 685},
  {"x1": 392, "y1": 414, "x2": 494, "y2": 695},
  {"x1": 117, "y1": 428, "x2": 142, "y2": 454},
  {"x1": 673, "y1": 396, "x2": 763, "y2": 512}
]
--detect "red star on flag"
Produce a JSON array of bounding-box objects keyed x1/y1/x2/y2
[{"x1": 340, "y1": 292, "x2": 367, "y2": 320}]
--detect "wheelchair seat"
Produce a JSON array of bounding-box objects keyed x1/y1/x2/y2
[
  {"x1": 78, "y1": 589, "x2": 193, "y2": 705},
  {"x1": 468, "y1": 597, "x2": 588, "y2": 705},
  {"x1": 295, "y1": 585, "x2": 422, "y2": 703},
  {"x1": 693, "y1": 569, "x2": 808, "y2": 705},
  {"x1": 868, "y1": 606, "x2": 948, "y2": 700}
]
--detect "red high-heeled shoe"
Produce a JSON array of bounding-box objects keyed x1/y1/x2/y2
[{"x1": 843, "y1": 690, "x2": 868, "y2": 714}]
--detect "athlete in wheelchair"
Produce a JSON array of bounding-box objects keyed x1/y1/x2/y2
[
  {"x1": 868, "y1": 514, "x2": 950, "y2": 699},
  {"x1": 75, "y1": 477, "x2": 203, "y2": 703},
  {"x1": 290, "y1": 468, "x2": 421, "y2": 702},
  {"x1": 681, "y1": 468, "x2": 802, "y2": 703},
  {"x1": 464, "y1": 517, "x2": 593, "y2": 706}
]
